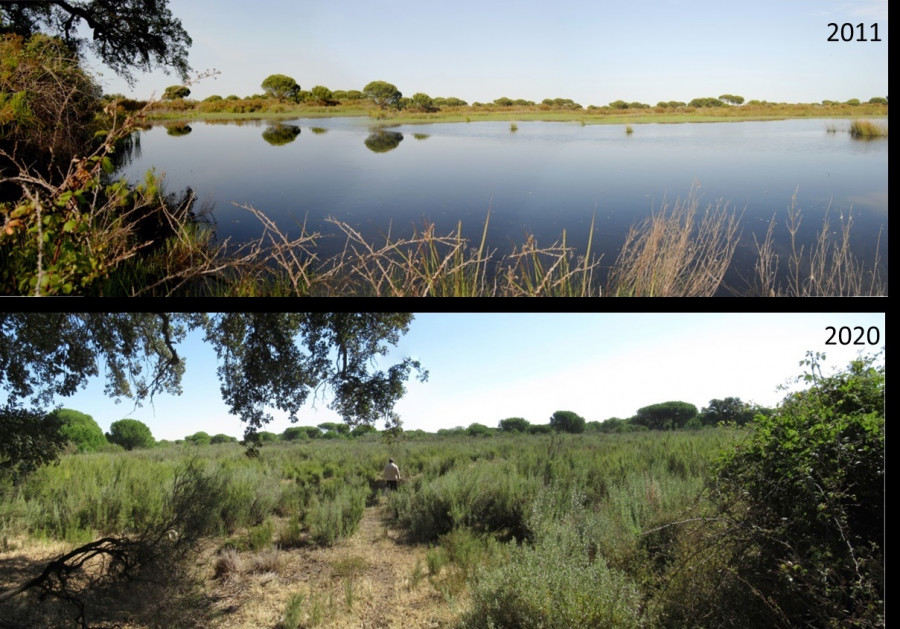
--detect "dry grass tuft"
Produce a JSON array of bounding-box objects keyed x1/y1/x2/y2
[
  {"x1": 319, "y1": 213, "x2": 603, "y2": 297},
  {"x1": 750, "y1": 192, "x2": 886, "y2": 296},
  {"x1": 213, "y1": 547, "x2": 243, "y2": 580},
  {"x1": 247, "y1": 547, "x2": 286, "y2": 575},
  {"x1": 606, "y1": 186, "x2": 741, "y2": 296},
  {"x1": 849, "y1": 119, "x2": 888, "y2": 139}
]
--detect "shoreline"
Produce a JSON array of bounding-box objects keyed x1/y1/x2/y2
[{"x1": 144, "y1": 104, "x2": 889, "y2": 126}]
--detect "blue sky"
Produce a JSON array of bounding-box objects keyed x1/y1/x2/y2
[
  {"x1": 90, "y1": 0, "x2": 888, "y2": 106},
  {"x1": 53, "y1": 313, "x2": 885, "y2": 441}
]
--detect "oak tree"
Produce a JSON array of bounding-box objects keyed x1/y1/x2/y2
[
  {"x1": 0, "y1": 0, "x2": 192, "y2": 83},
  {"x1": 0, "y1": 313, "x2": 425, "y2": 466}
]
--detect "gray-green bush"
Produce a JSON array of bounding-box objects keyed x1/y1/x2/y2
[
  {"x1": 390, "y1": 461, "x2": 541, "y2": 542},
  {"x1": 463, "y1": 489, "x2": 641, "y2": 628}
]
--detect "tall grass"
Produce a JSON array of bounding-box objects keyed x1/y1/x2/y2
[
  {"x1": 320, "y1": 213, "x2": 604, "y2": 297},
  {"x1": 0, "y1": 441, "x2": 387, "y2": 545},
  {"x1": 750, "y1": 192, "x2": 886, "y2": 296},
  {"x1": 389, "y1": 461, "x2": 541, "y2": 542},
  {"x1": 849, "y1": 119, "x2": 888, "y2": 138},
  {"x1": 305, "y1": 481, "x2": 367, "y2": 546},
  {"x1": 606, "y1": 187, "x2": 741, "y2": 296}
]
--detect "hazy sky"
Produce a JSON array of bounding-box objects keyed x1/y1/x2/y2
[
  {"x1": 53, "y1": 312, "x2": 885, "y2": 441},
  {"x1": 90, "y1": 0, "x2": 888, "y2": 106}
]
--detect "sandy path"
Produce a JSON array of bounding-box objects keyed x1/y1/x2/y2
[
  {"x1": 0, "y1": 499, "x2": 460, "y2": 628},
  {"x1": 214, "y1": 498, "x2": 458, "y2": 629}
]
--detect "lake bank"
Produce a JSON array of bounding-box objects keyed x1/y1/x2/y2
[{"x1": 144, "y1": 102, "x2": 888, "y2": 126}]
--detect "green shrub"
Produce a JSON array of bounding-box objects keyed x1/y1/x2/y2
[
  {"x1": 426, "y1": 545, "x2": 449, "y2": 575},
  {"x1": 283, "y1": 593, "x2": 305, "y2": 629},
  {"x1": 390, "y1": 461, "x2": 540, "y2": 542},
  {"x1": 186, "y1": 431, "x2": 211, "y2": 446},
  {"x1": 279, "y1": 515, "x2": 306, "y2": 548},
  {"x1": 305, "y1": 482, "x2": 367, "y2": 546},
  {"x1": 107, "y1": 419, "x2": 154, "y2": 450},
  {"x1": 218, "y1": 464, "x2": 281, "y2": 531},
  {"x1": 247, "y1": 519, "x2": 274, "y2": 551},
  {"x1": 658, "y1": 352, "x2": 884, "y2": 628},
  {"x1": 463, "y1": 490, "x2": 641, "y2": 628},
  {"x1": 51, "y1": 409, "x2": 107, "y2": 452}
]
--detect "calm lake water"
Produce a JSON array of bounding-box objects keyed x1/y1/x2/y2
[{"x1": 119, "y1": 117, "x2": 888, "y2": 293}]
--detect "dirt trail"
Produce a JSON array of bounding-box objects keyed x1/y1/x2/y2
[
  {"x1": 0, "y1": 499, "x2": 458, "y2": 628},
  {"x1": 214, "y1": 498, "x2": 458, "y2": 629}
]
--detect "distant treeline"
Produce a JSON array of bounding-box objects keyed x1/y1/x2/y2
[
  {"x1": 114, "y1": 74, "x2": 889, "y2": 116},
  {"x1": 51, "y1": 397, "x2": 770, "y2": 453}
]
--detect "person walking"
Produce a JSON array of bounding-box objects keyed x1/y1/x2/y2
[{"x1": 383, "y1": 458, "x2": 401, "y2": 491}]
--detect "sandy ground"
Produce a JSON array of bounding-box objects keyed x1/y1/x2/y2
[
  {"x1": 209, "y1": 498, "x2": 460, "y2": 629},
  {"x1": 0, "y1": 498, "x2": 461, "y2": 628}
]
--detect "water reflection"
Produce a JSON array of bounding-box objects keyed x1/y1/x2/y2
[
  {"x1": 262, "y1": 123, "x2": 301, "y2": 146},
  {"x1": 119, "y1": 118, "x2": 888, "y2": 291},
  {"x1": 364, "y1": 130, "x2": 403, "y2": 153},
  {"x1": 165, "y1": 123, "x2": 192, "y2": 137}
]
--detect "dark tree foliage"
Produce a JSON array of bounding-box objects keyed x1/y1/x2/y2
[
  {"x1": 410, "y1": 92, "x2": 436, "y2": 112},
  {"x1": 350, "y1": 424, "x2": 377, "y2": 437},
  {"x1": 309, "y1": 85, "x2": 335, "y2": 106},
  {"x1": 363, "y1": 80, "x2": 402, "y2": 109},
  {"x1": 282, "y1": 427, "x2": 308, "y2": 441},
  {"x1": 467, "y1": 422, "x2": 493, "y2": 437},
  {"x1": 710, "y1": 352, "x2": 885, "y2": 627},
  {"x1": 260, "y1": 73, "x2": 300, "y2": 101},
  {"x1": 261, "y1": 123, "x2": 301, "y2": 146},
  {"x1": 0, "y1": 313, "x2": 425, "y2": 460},
  {"x1": 0, "y1": 313, "x2": 190, "y2": 407},
  {"x1": 0, "y1": 404, "x2": 65, "y2": 481},
  {"x1": 688, "y1": 97, "x2": 725, "y2": 108},
  {"x1": 0, "y1": 0, "x2": 192, "y2": 83},
  {"x1": 632, "y1": 401, "x2": 697, "y2": 430},
  {"x1": 499, "y1": 417, "x2": 530, "y2": 433},
  {"x1": 185, "y1": 431, "x2": 211, "y2": 446},
  {"x1": 549, "y1": 410, "x2": 586, "y2": 434},
  {"x1": 163, "y1": 85, "x2": 190, "y2": 100},
  {"x1": 364, "y1": 130, "x2": 403, "y2": 153},
  {"x1": 107, "y1": 418, "x2": 154, "y2": 450},
  {"x1": 698, "y1": 397, "x2": 755, "y2": 426},
  {"x1": 596, "y1": 417, "x2": 635, "y2": 433}
]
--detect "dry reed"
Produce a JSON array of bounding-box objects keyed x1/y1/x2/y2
[
  {"x1": 849, "y1": 119, "x2": 888, "y2": 139},
  {"x1": 605, "y1": 187, "x2": 741, "y2": 296},
  {"x1": 751, "y1": 192, "x2": 886, "y2": 296}
]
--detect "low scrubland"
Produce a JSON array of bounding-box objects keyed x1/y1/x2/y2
[
  {"x1": 0, "y1": 353, "x2": 884, "y2": 628},
  {"x1": 143, "y1": 96, "x2": 888, "y2": 126}
]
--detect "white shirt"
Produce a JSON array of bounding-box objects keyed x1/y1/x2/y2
[{"x1": 383, "y1": 462, "x2": 401, "y2": 481}]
